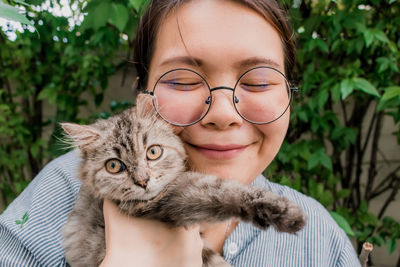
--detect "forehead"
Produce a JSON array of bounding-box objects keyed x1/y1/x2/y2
[{"x1": 149, "y1": 0, "x2": 285, "y2": 80}]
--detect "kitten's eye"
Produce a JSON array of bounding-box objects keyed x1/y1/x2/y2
[
  {"x1": 105, "y1": 159, "x2": 126, "y2": 174},
  {"x1": 146, "y1": 145, "x2": 163, "y2": 160}
]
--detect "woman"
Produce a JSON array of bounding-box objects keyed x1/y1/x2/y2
[{"x1": 0, "y1": 0, "x2": 360, "y2": 266}]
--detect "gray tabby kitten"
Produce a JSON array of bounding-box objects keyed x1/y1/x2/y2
[{"x1": 61, "y1": 94, "x2": 306, "y2": 267}]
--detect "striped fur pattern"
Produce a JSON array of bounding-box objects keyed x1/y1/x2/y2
[{"x1": 61, "y1": 95, "x2": 306, "y2": 267}]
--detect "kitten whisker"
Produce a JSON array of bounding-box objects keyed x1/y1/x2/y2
[{"x1": 56, "y1": 133, "x2": 76, "y2": 151}]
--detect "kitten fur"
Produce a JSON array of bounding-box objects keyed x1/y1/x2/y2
[{"x1": 62, "y1": 94, "x2": 307, "y2": 267}]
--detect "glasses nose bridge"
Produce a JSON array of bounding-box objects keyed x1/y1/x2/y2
[
  {"x1": 209, "y1": 86, "x2": 235, "y2": 93},
  {"x1": 206, "y1": 86, "x2": 237, "y2": 105}
]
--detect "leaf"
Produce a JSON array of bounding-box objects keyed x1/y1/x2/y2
[
  {"x1": 331, "y1": 83, "x2": 341, "y2": 103},
  {"x1": 109, "y1": 3, "x2": 129, "y2": 32},
  {"x1": 37, "y1": 87, "x2": 57, "y2": 104},
  {"x1": 15, "y1": 220, "x2": 22, "y2": 225},
  {"x1": 381, "y1": 86, "x2": 400, "y2": 102},
  {"x1": 386, "y1": 238, "x2": 397, "y2": 254},
  {"x1": 307, "y1": 152, "x2": 320, "y2": 170},
  {"x1": 355, "y1": 22, "x2": 367, "y2": 33},
  {"x1": 371, "y1": 235, "x2": 385, "y2": 246},
  {"x1": 353, "y1": 78, "x2": 380, "y2": 98},
  {"x1": 336, "y1": 189, "x2": 351, "y2": 199},
  {"x1": 306, "y1": 148, "x2": 332, "y2": 170},
  {"x1": 374, "y1": 30, "x2": 389, "y2": 44},
  {"x1": 22, "y1": 212, "x2": 28, "y2": 222},
  {"x1": 11, "y1": 0, "x2": 30, "y2": 6},
  {"x1": 360, "y1": 200, "x2": 368, "y2": 213},
  {"x1": 329, "y1": 211, "x2": 355, "y2": 237},
  {"x1": 125, "y1": 15, "x2": 139, "y2": 39},
  {"x1": 0, "y1": 2, "x2": 33, "y2": 25},
  {"x1": 376, "y1": 57, "x2": 390, "y2": 73},
  {"x1": 316, "y1": 39, "x2": 329, "y2": 53},
  {"x1": 320, "y1": 152, "x2": 333, "y2": 171},
  {"x1": 317, "y1": 89, "x2": 329, "y2": 110},
  {"x1": 129, "y1": 0, "x2": 143, "y2": 11},
  {"x1": 307, "y1": 179, "x2": 318, "y2": 197},
  {"x1": 297, "y1": 110, "x2": 308, "y2": 122},
  {"x1": 82, "y1": 2, "x2": 111, "y2": 30},
  {"x1": 363, "y1": 30, "x2": 374, "y2": 47},
  {"x1": 340, "y1": 78, "x2": 354, "y2": 100}
]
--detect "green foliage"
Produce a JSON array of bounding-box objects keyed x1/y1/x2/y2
[
  {"x1": 330, "y1": 211, "x2": 355, "y2": 237},
  {"x1": 1, "y1": 0, "x2": 399, "y2": 264},
  {"x1": 268, "y1": 0, "x2": 400, "y2": 259},
  {"x1": 0, "y1": 0, "x2": 146, "y2": 210},
  {"x1": 0, "y1": 1, "x2": 34, "y2": 26}
]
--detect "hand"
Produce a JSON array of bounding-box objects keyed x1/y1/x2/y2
[{"x1": 100, "y1": 199, "x2": 203, "y2": 267}]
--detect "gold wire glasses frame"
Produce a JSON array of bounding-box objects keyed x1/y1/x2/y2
[{"x1": 144, "y1": 66, "x2": 298, "y2": 127}]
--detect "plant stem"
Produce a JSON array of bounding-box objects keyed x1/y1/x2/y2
[
  {"x1": 378, "y1": 175, "x2": 399, "y2": 219},
  {"x1": 365, "y1": 112, "x2": 383, "y2": 200},
  {"x1": 369, "y1": 165, "x2": 400, "y2": 199},
  {"x1": 359, "y1": 242, "x2": 373, "y2": 267}
]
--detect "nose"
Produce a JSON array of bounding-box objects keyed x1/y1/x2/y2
[
  {"x1": 201, "y1": 87, "x2": 243, "y2": 129},
  {"x1": 134, "y1": 177, "x2": 149, "y2": 189}
]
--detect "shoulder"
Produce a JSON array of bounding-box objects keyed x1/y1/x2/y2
[
  {"x1": 0, "y1": 150, "x2": 81, "y2": 266},
  {"x1": 235, "y1": 175, "x2": 361, "y2": 266}
]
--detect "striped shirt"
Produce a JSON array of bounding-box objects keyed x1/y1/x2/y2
[{"x1": 0, "y1": 150, "x2": 361, "y2": 266}]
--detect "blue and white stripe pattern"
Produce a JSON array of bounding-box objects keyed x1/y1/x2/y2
[{"x1": 0, "y1": 150, "x2": 361, "y2": 266}]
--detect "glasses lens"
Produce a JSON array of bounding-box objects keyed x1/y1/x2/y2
[
  {"x1": 153, "y1": 69, "x2": 211, "y2": 126},
  {"x1": 234, "y1": 67, "x2": 291, "y2": 124}
]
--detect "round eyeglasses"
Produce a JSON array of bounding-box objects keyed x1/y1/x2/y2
[{"x1": 144, "y1": 66, "x2": 298, "y2": 126}]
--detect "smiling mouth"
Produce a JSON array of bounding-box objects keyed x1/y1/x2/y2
[{"x1": 186, "y1": 143, "x2": 248, "y2": 160}]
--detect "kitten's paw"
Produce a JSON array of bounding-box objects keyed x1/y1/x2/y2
[{"x1": 248, "y1": 191, "x2": 307, "y2": 233}]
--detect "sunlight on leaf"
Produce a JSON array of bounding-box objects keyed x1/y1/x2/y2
[{"x1": 330, "y1": 211, "x2": 355, "y2": 237}]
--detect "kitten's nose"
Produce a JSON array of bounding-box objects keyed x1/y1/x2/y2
[{"x1": 134, "y1": 178, "x2": 149, "y2": 189}]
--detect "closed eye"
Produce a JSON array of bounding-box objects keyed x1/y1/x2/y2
[
  {"x1": 160, "y1": 80, "x2": 204, "y2": 91},
  {"x1": 240, "y1": 83, "x2": 271, "y2": 92}
]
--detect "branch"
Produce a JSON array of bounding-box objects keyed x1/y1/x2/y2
[
  {"x1": 361, "y1": 109, "x2": 377, "y2": 156},
  {"x1": 359, "y1": 242, "x2": 373, "y2": 267},
  {"x1": 350, "y1": 98, "x2": 371, "y2": 210},
  {"x1": 1, "y1": 168, "x2": 17, "y2": 195},
  {"x1": 370, "y1": 165, "x2": 400, "y2": 199},
  {"x1": 378, "y1": 175, "x2": 400, "y2": 219},
  {"x1": 340, "y1": 98, "x2": 349, "y2": 127},
  {"x1": 365, "y1": 111, "x2": 384, "y2": 200}
]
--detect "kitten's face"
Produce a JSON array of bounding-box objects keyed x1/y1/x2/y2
[{"x1": 63, "y1": 107, "x2": 186, "y2": 201}]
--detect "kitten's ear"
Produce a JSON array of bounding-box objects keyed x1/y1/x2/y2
[
  {"x1": 61, "y1": 122, "x2": 100, "y2": 149},
  {"x1": 135, "y1": 93, "x2": 155, "y2": 117}
]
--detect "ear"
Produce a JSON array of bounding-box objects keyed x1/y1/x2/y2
[
  {"x1": 61, "y1": 122, "x2": 100, "y2": 149},
  {"x1": 136, "y1": 93, "x2": 156, "y2": 117}
]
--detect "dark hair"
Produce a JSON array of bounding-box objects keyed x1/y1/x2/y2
[{"x1": 133, "y1": 0, "x2": 295, "y2": 91}]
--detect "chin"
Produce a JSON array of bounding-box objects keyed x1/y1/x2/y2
[{"x1": 192, "y1": 163, "x2": 246, "y2": 183}]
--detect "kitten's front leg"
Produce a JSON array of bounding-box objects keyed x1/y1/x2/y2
[{"x1": 136, "y1": 172, "x2": 306, "y2": 234}]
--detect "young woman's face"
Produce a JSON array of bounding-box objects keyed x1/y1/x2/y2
[{"x1": 148, "y1": 0, "x2": 290, "y2": 184}]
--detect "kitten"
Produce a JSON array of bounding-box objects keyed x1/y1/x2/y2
[{"x1": 61, "y1": 94, "x2": 306, "y2": 267}]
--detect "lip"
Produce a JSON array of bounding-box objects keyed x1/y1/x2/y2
[{"x1": 187, "y1": 143, "x2": 248, "y2": 160}]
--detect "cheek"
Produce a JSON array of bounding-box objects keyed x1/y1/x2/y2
[
  {"x1": 256, "y1": 110, "x2": 289, "y2": 138},
  {"x1": 255, "y1": 109, "x2": 290, "y2": 155},
  {"x1": 94, "y1": 171, "x2": 130, "y2": 194}
]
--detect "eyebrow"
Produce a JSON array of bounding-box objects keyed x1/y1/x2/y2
[
  {"x1": 160, "y1": 56, "x2": 203, "y2": 68},
  {"x1": 159, "y1": 56, "x2": 282, "y2": 70},
  {"x1": 237, "y1": 57, "x2": 282, "y2": 69}
]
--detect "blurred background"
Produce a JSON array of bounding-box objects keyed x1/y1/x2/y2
[{"x1": 0, "y1": 0, "x2": 399, "y2": 266}]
